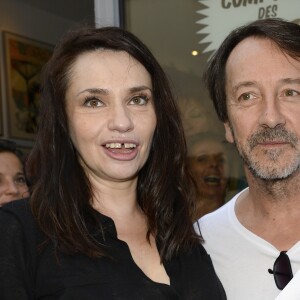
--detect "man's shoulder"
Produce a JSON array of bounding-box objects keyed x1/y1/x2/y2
[
  {"x1": 200, "y1": 188, "x2": 248, "y2": 223},
  {"x1": 197, "y1": 189, "x2": 249, "y2": 238},
  {"x1": 200, "y1": 198, "x2": 233, "y2": 223}
]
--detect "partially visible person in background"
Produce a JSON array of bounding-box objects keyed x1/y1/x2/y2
[
  {"x1": 178, "y1": 97, "x2": 215, "y2": 137},
  {"x1": 0, "y1": 139, "x2": 29, "y2": 206},
  {"x1": 187, "y1": 133, "x2": 228, "y2": 219}
]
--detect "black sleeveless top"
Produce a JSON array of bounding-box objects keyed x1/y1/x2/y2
[{"x1": 0, "y1": 199, "x2": 226, "y2": 299}]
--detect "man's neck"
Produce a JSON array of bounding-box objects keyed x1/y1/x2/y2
[{"x1": 235, "y1": 171, "x2": 300, "y2": 250}]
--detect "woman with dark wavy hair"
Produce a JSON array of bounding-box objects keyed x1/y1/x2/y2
[{"x1": 0, "y1": 26, "x2": 226, "y2": 299}]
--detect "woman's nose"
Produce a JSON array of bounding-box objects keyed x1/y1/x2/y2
[
  {"x1": 4, "y1": 180, "x2": 19, "y2": 196},
  {"x1": 107, "y1": 104, "x2": 134, "y2": 132}
]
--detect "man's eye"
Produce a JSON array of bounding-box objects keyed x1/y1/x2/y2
[
  {"x1": 238, "y1": 93, "x2": 254, "y2": 101},
  {"x1": 84, "y1": 98, "x2": 103, "y2": 107},
  {"x1": 284, "y1": 89, "x2": 299, "y2": 97},
  {"x1": 129, "y1": 95, "x2": 149, "y2": 105}
]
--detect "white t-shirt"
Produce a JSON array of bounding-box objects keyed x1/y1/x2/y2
[{"x1": 197, "y1": 188, "x2": 300, "y2": 300}]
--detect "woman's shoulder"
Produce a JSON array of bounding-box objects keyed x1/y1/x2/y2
[
  {"x1": 1, "y1": 198, "x2": 33, "y2": 224},
  {"x1": 172, "y1": 241, "x2": 212, "y2": 266},
  {"x1": 2, "y1": 197, "x2": 31, "y2": 212},
  {"x1": 0, "y1": 199, "x2": 41, "y2": 298},
  {"x1": 169, "y1": 242, "x2": 226, "y2": 299},
  {"x1": 189, "y1": 241, "x2": 212, "y2": 260},
  {"x1": 0, "y1": 198, "x2": 40, "y2": 241}
]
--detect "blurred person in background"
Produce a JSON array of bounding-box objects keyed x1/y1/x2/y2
[
  {"x1": 0, "y1": 139, "x2": 29, "y2": 206},
  {"x1": 187, "y1": 133, "x2": 228, "y2": 219}
]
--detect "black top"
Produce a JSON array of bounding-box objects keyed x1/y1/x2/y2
[{"x1": 0, "y1": 199, "x2": 226, "y2": 300}]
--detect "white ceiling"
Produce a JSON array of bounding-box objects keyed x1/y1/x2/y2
[{"x1": 14, "y1": 0, "x2": 95, "y2": 23}]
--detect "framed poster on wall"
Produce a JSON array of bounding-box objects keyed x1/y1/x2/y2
[
  {"x1": 3, "y1": 31, "x2": 53, "y2": 140},
  {"x1": 0, "y1": 77, "x2": 3, "y2": 136}
]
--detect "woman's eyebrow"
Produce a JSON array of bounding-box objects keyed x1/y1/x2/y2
[
  {"x1": 76, "y1": 88, "x2": 109, "y2": 96},
  {"x1": 129, "y1": 86, "x2": 152, "y2": 93}
]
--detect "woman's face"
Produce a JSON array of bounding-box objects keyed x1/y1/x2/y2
[
  {"x1": 188, "y1": 139, "x2": 228, "y2": 199},
  {"x1": 0, "y1": 152, "x2": 29, "y2": 206},
  {"x1": 66, "y1": 50, "x2": 157, "y2": 184}
]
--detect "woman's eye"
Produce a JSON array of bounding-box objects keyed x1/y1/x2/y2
[
  {"x1": 196, "y1": 155, "x2": 207, "y2": 163},
  {"x1": 84, "y1": 98, "x2": 103, "y2": 107},
  {"x1": 15, "y1": 176, "x2": 26, "y2": 185},
  {"x1": 129, "y1": 95, "x2": 149, "y2": 105},
  {"x1": 218, "y1": 157, "x2": 226, "y2": 165}
]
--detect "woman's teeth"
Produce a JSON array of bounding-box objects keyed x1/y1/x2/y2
[{"x1": 105, "y1": 143, "x2": 137, "y2": 149}]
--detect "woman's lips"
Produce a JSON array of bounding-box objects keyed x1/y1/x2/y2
[{"x1": 103, "y1": 142, "x2": 138, "y2": 160}]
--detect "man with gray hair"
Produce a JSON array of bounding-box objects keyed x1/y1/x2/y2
[{"x1": 199, "y1": 18, "x2": 300, "y2": 299}]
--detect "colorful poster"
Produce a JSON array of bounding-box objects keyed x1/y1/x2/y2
[{"x1": 3, "y1": 32, "x2": 53, "y2": 140}]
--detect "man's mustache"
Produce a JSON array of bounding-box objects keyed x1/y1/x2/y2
[{"x1": 248, "y1": 127, "x2": 298, "y2": 150}]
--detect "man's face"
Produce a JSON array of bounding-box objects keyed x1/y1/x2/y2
[{"x1": 224, "y1": 37, "x2": 300, "y2": 180}]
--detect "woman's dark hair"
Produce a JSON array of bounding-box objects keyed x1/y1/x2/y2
[
  {"x1": 26, "y1": 26, "x2": 199, "y2": 260},
  {"x1": 0, "y1": 139, "x2": 24, "y2": 163},
  {"x1": 204, "y1": 18, "x2": 300, "y2": 122}
]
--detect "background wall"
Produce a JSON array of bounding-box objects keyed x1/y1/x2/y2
[{"x1": 0, "y1": 0, "x2": 94, "y2": 148}]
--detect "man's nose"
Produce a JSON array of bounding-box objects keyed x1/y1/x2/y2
[{"x1": 258, "y1": 97, "x2": 286, "y2": 129}]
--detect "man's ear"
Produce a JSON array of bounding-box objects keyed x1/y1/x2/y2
[{"x1": 224, "y1": 122, "x2": 234, "y2": 143}]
